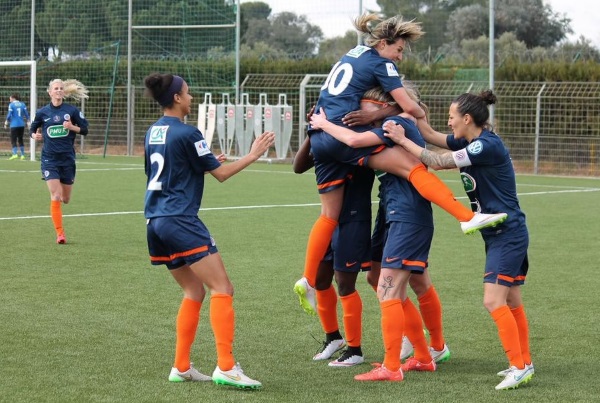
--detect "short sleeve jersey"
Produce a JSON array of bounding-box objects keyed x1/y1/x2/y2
[
  {"x1": 374, "y1": 116, "x2": 433, "y2": 227},
  {"x1": 313, "y1": 46, "x2": 404, "y2": 127},
  {"x1": 30, "y1": 103, "x2": 88, "y2": 158},
  {"x1": 6, "y1": 100, "x2": 30, "y2": 128},
  {"x1": 144, "y1": 116, "x2": 221, "y2": 218},
  {"x1": 447, "y1": 130, "x2": 526, "y2": 234}
]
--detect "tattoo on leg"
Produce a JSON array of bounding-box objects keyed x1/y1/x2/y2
[{"x1": 380, "y1": 275, "x2": 395, "y2": 298}]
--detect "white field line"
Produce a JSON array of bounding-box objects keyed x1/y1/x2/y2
[{"x1": 1, "y1": 187, "x2": 598, "y2": 222}]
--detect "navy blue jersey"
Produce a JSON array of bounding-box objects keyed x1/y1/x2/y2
[
  {"x1": 30, "y1": 103, "x2": 88, "y2": 159},
  {"x1": 374, "y1": 116, "x2": 433, "y2": 227},
  {"x1": 144, "y1": 116, "x2": 221, "y2": 218},
  {"x1": 6, "y1": 100, "x2": 30, "y2": 128},
  {"x1": 446, "y1": 130, "x2": 526, "y2": 235},
  {"x1": 313, "y1": 45, "x2": 404, "y2": 128}
]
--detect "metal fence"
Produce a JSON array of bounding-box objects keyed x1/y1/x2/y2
[{"x1": 2, "y1": 78, "x2": 599, "y2": 177}]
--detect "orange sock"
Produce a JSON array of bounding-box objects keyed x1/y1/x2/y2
[
  {"x1": 417, "y1": 286, "x2": 445, "y2": 350},
  {"x1": 511, "y1": 305, "x2": 532, "y2": 364},
  {"x1": 491, "y1": 305, "x2": 524, "y2": 369},
  {"x1": 174, "y1": 297, "x2": 201, "y2": 372},
  {"x1": 50, "y1": 200, "x2": 64, "y2": 235},
  {"x1": 402, "y1": 298, "x2": 430, "y2": 363},
  {"x1": 340, "y1": 291, "x2": 362, "y2": 348},
  {"x1": 210, "y1": 293, "x2": 235, "y2": 371},
  {"x1": 408, "y1": 165, "x2": 474, "y2": 222},
  {"x1": 381, "y1": 299, "x2": 404, "y2": 372},
  {"x1": 316, "y1": 286, "x2": 339, "y2": 334},
  {"x1": 303, "y1": 215, "x2": 338, "y2": 286}
]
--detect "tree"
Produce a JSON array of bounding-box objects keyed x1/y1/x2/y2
[
  {"x1": 242, "y1": 10, "x2": 323, "y2": 57},
  {"x1": 318, "y1": 31, "x2": 359, "y2": 60},
  {"x1": 446, "y1": 0, "x2": 572, "y2": 48},
  {"x1": 240, "y1": 1, "x2": 271, "y2": 44}
]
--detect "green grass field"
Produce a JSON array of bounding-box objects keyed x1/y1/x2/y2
[{"x1": 1, "y1": 155, "x2": 599, "y2": 403}]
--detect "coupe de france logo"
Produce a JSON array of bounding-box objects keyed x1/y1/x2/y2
[
  {"x1": 194, "y1": 139, "x2": 211, "y2": 157},
  {"x1": 385, "y1": 63, "x2": 399, "y2": 77},
  {"x1": 149, "y1": 126, "x2": 168, "y2": 144},
  {"x1": 467, "y1": 140, "x2": 483, "y2": 155}
]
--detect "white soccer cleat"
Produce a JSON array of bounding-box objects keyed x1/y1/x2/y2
[
  {"x1": 293, "y1": 277, "x2": 317, "y2": 315},
  {"x1": 212, "y1": 362, "x2": 262, "y2": 389},
  {"x1": 497, "y1": 362, "x2": 534, "y2": 377},
  {"x1": 429, "y1": 344, "x2": 451, "y2": 363},
  {"x1": 495, "y1": 365, "x2": 534, "y2": 390},
  {"x1": 400, "y1": 336, "x2": 414, "y2": 361},
  {"x1": 460, "y1": 212, "x2": 508, "y2": 234},
  {"x1": 313, "y1": 338, "x2": 346, "y2": 361},
  {"x1": 328, "y1": 349, "x2": 365, "y2": 367},
  {"x1": 168, "y1": 363, "x2": 212, "y2": 382}
]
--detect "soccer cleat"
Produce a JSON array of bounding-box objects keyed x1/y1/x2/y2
[
  {"x1": 20, "y1": 155, "x2": 25, "y2": 160},
  {"x1": 354, "y1": 364, "x2": 404, "y2": 382},
  {"x1": 212, "y1": 362, "x2": 262, "y2": 389},
  {"x1": 328, "y1": 349, "x2": 364, "y2": 367},
  {"x1": 429, "y1": 344, "x2": 451, "y2": 363},
  {"x1": 401, "y1": 357, "x2": 437, "y2": 372},
  {"x1": 400, "y1": 336, "x2": 414, "y2": 360},
  {"x1": 9, "y1": 154, "x2": 18, "y2": 160},
  {"x1": 168, "y1": 364, "x2": 212, "y2": 382},
  {"x1": 293, "y1": 277, "x2": 317, "y2": 316},
  {"x1": 400, "y1": 357, "x2": 437, "y2": 372},
  {"x1": 495, "y1": 365, "x2": 534, "y2": 390},
  {"x1": 56, "y1": 234, "x2": 67, "y2": 244},
  {"x1": 497, "y1": 362, "x2": 534, "y2": 377},
  {"x1": 460, "y1": 212, "x2": 508, "y2": 235},
  {"x1": 313, "y1": 338, "x2": 346, "y2": 361}
]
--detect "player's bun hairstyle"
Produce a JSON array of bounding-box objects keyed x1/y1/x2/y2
[
  {"x1": 48, "y1": 79, "x2": 89, "y2": 102},
  {"x1": 454, "y1": 90, "x2": 497, "y2": 128},
  {"x1": 354, "y1": 12, "x2": 424, "y2": 47},
  {"x1": 362, "y1": 81, "x2": 429, "y2": 118}
]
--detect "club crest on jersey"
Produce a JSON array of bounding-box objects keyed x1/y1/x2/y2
[
  {"x1": 467, "y1": 140, "x2": 483, "y2": 155},
  {"x1": 149, "y1": 126, "x2": 168, "y2": 144},
  {"x1": 53, "y1": 115, "x2": 61, "y2": 122},
  {"x1": 194, "y1": 139, "x2": 211, "y2": 157},
  {"x1": 385, "y1": 63, "x2": 399, "y2": 77},
  {"x1": 461, "y1": 172, "x2": 476, "y2": 192},
  {"x1": 64, "y1": 114, "x2": 71, "y2": 121},
  {"x1": 346, "y1": 45, "x2": 369, "y2": 58}
]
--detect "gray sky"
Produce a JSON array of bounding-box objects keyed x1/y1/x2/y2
[{"x1": 241, "y1": 0, "x2": 599, "y2": 47}]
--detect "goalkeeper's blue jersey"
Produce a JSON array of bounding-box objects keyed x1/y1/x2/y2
[
  {"x1": 6, "y1": 100, "x2": 30, "y2": 128},
  {"x1": 144, "y1": 116, "x2": 221, "y2": 218}
]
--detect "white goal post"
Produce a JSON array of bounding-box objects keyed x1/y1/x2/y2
[{"x1": 0, "y1": 60, "x2": 37, "y2": 161}]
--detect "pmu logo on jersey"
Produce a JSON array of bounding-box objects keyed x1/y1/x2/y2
[
  {"x1": 467, "y1": 140, "x2": 483, "y2": 155},
  {"x1": 194, "y1": 139, "x2": 211, "y2": 157},
  {"x1": 385, "y1": 63, "x2": 399, "y2": 77},
  {"x1": 460, "y1": 172, "x2": 476, "y2": 192},
  {"x1": 47, "y1": 125, "x2": 69, "y2": 138},
  {"x1": 149, "y1": 126, "x2": 168, "y2": 144}
]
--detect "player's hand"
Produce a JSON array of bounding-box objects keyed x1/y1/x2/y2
[
  {"x1": 309, "y1": 107, "x2": 328, "y2": 129},
  {"x1": 249, "y1": 131, "x2": 275, "y2": 158},
  {"x1": 215, "y1": 153, "x2": 227, "y2": 163},
  {"x1": 383, "y1": 121, "x2": 407, "y2": 145},
  {"x1": 342, "y1": 110, "x2": 373, "y2": 127}
]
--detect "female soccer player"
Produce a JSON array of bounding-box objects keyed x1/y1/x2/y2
[
  {"x1": 30, "y1": 79, "x2": 89, "y2": 244},
  {"x1": 143, "y1": 73, "x2": 274, "y2": 389},
  {"x1": 294, "y1": 13, "x2": 506, "y2": 314},
  {"x1": 384, "y1": 90, "x2": 534, "y2": 390}
]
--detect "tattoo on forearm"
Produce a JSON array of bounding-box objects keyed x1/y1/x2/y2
[
  {"x1": 380, "y1": 275, "x2": 395, "y2": 298},
  {"x1": 420, "y1": 149, "x2": 457, "y2": 169}
]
